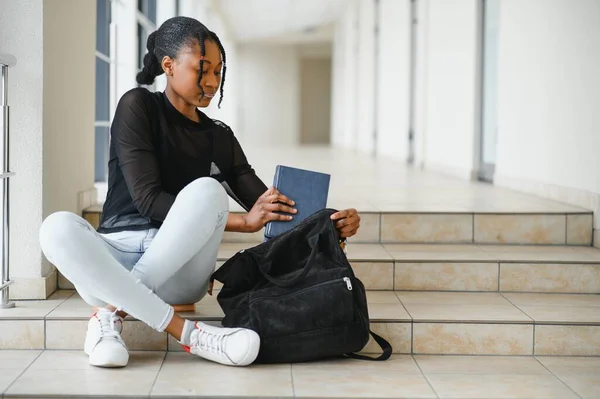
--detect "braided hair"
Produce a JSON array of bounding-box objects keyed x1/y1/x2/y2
[{"x1": 136, "y1": 16, "x2": 227, "y2": 108}]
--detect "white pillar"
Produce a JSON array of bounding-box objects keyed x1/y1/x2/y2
[{"x1": 0, "y1": 0, "x2": 96, "y2": 299}]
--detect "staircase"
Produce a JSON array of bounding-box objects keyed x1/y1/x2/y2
[
  {"x1": 1, "y1": 148, "x2": 599, "y2": 398},
  {"x1": 4, "y1": 204, "x2": 598, "y2": 357}
]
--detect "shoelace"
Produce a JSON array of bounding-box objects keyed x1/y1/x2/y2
[
  {"x1": 97, "y1": 310, "x2": 122, "y2": 341},
  {"x1": 195, "y1": 328, "x2": 227, "y2": 355}
]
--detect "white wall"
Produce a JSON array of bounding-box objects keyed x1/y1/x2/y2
[
  {"x1": 331, "y1": 2, "x2": 359, "y2": 149},
  {"x1": 300, "y1": 57, "x2": 332, "y2": 144},
  {"x1": 356, "y1": 0, "x2": 376, "y2": 154},
  {"x1": 495, "y1": 0, "x2": 600, "y2": 227},
  {"x1": 0, "y1": 0, "x2": 96, "y2": 298},
  {"x1": 42, "y1": 0, "x2": 96, "y2": 224},
  {"x1": 237, "y1": 44, "x2": 300, "y2": 146},
  {"x1": 0, "y1": 0, "x2": 44, "y2": 283},
  {"x1": 420, "y1": 0, "x2": 479, "y2": 179},
  {"x1": 376, "y1": 0, "x2": 411, "y2": 160}
]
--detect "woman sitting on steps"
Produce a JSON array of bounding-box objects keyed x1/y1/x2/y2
[{"x1": 39, "y1": 16, "x2": 361, "y2": 368}]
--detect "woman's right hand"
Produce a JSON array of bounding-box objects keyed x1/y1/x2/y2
[{"x1": 243, "y1": 186, "x2": 297, "y2": 233}]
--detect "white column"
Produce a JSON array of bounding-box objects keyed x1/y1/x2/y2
[
  {"x1": 0, "y1": 0, "x2": 96, "y2": 299},
  {"x1": 356, "y1": 0, "x2": 376, "y2": 154},
  {"x1": 376, "y1": 0, "x2": 411, "y2": 160}
]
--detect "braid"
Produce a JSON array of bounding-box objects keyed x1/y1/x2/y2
[
  {"x1": 210, "y1": 32, "x2": 227, "y2": 108},
  {"x1": 196, "y1": 31, "x2": 207, "y2": 100},
  {"x1": 136, "y1": 31, "x2": 164, "y2": 85}
]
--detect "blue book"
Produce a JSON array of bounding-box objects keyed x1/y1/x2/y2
[{"x1": 264, "y1": 165, "x2": 331, "y2": 240}]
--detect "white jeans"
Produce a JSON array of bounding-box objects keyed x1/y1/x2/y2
[{"x1": 39, "y1": 177, "x2": 229, "y2": 332}]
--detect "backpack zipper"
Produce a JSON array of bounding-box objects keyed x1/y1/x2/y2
[{"x1": 250, "y1": 277, "x2": 353, "y2": 304}]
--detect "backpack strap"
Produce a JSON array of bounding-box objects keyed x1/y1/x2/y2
[{"x1": 345, "y1": 330, "x2": 393, "y2": 361}]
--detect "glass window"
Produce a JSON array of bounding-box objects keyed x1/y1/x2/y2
[
  {"x1": 94, "y1": 126, "x2": 110, "y2": 182},
  {"x1": 95, "y1": 58, "x2": 110, "y2": 122},
  {"x1": 96, "y1": 0, "x2": 111, "y2": 56},
  {"x1": 138, "y1": 0, "x2": 157, "y2": 24},
  {"x1": 138, "y1": 23, "x2": 147, "y2": 71}
]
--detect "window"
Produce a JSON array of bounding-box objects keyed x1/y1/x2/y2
[
  {"x1": 94, "y1": 0, "x2": 157, "y2": 185},
  {"x1": 95, "y1": 0, "x2": 112, "y2": 183}
]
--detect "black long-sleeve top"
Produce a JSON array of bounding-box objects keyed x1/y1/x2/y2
[{"x1": 98, "y1": 87, "x2": 267, "y2": 233}]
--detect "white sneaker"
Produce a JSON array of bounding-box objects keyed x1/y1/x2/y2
[
  {"x1": 182, "y1": 322, "x2": 260, "y2": 366},
  {"x1": 83, "y1": 309, "x2": 129, "y2": 367}
]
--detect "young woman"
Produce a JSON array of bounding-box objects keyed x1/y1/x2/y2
[{"x1": 39, "y1": 16, "x2": 361, "y2": 368}]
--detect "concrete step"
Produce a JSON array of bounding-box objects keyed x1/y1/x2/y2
[
  {"x1": 216, "y1": 243, "x2": 600, "y2": 293},
  {"x1": 57, "y1": 243, "x2": 600, "y2": 294},
  {"x1": 82, "y1": 207, "x2": 594, "y2": 245},
  {"x1": 1, "y1": 290, "x2": 599, "y2": 356}
]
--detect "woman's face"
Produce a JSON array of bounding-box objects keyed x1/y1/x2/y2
[{"x1": 168, "y1": 39, "x2": 222, "y2": 108}]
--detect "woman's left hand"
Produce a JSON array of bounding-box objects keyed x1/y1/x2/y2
[{"x1": 330, "y1": 208, "x2": 361, "y2": 239}]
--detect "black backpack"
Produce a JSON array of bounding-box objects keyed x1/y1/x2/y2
[{"x1": 210, "y1": 208, "x2": 392, "y2": 363}]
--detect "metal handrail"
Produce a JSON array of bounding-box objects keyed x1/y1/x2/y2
[{"x1": 0, "y1": 52, "x2": 16, "y2": 309}]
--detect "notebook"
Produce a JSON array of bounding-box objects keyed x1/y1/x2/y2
[{"x1": 264, "y1": 165, "x2": 331, "y2": 240}]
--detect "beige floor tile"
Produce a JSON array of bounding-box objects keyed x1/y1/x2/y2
[
  {"x1": 500, "y1": 263, "x2": 600, "y2": 293},
  {"x1": 221, "y1": 228, "x2": 264, "y2": 243},
  {"x1": 368, "y1": 303, "x2": 411, "y2": 321},
  {"x1": 573, "y1": 245, "x2": 600, "y2": 262},
  {"x1": 415, "y1": 355, "x2": 550, "y2": 374},
  {"x1": 535, "y1": 325, "x2": 600, "y2": 356},
  {"x1": 177, "y1": 293, "x2": 224, "y2": 320},
  {"x1": 30, "y1": 350, "x2": 165, "y2": 371},
  {"x1": 0, "y1": 350, "x2": 41, "y2": 370},
  {"x1": 151, "y1": 352, "x2": 293, "y2": 397},
  {"x1": 6, "y1": 367, "x2": 159, "y2": 397},
  {"x1": 367, "y1": 291, "x2": 402, "y2": 304},
  {"x1": 395, "y1": 262, "x2": 499, "y2": 291},
  {"x1": 362, "y1": 323, "x2": 412, "y2": 354},
  {"x1": 0, "y1": 369, "x2": 24, "y2": 395},
  {"x1": 404, "y1": 303, "x2": 531, "y2": 323},
  {"x1": 351, "y1": 262, "x2": 394, "y2": 290},
  {"x1": 46, "y1": 320, "x2": 168, "y2": 351},
  {"x1": 122, "y1": 322, "x2": 168, "y2": 351},
  {"x1": 292, "y1": 367, "x2": 437, "y2": 398},
  {"x1": 292, "y1": 355, "x2": 422, "y2": 374},
  {"x1": 503, "y1": 292, "x2": 600, "y2": 307},
  {"x1": 45, "y1": 320, "x2": 87, "y2": 350},
  {"x1": 351, "y1": 212, "x2": 380, "y2": 242},
  {"x1": 0, "y1": 320, "x2": 45, "y2": 349},
  {"x1": 347, "y1": 243, "x2": 393, "y2": 261},
  {"x1": 46, "y1": 293, "x2": 93, "y2": 319},
  {"x1": 413, "y1": 323, "x2": 534, "y2": 355},
  {"x1": 479, "y1": 244, "x2": 595, "y2": 262},
  {"x1": 385, "y1": 244, "x2": 496, "y2": 261},
  {"x1": 378, "y1": 202, "x2": 472, "y2": 212},
  {"x1": 397, "y1": 291, "x2": 512, "y2": 306},
  {"x1": 516, "y1": 305, "x2": 600, "y2": 324},
  {"x1": 57, "y1": 271, "x2": 75, "y2": 290},
  {"x1": 560, "y1": 374, "x2": 600, "y2": 399},
  {"x1": 475, "y1": 214, "x2": 566, "y2": 244},
  {"x1": 217, "y1": 242, "x2": 251, "y2": 259},
  {"x1": 0, "y1": 290, "x2": 74, "y2": 320},
  {"x1": 537, "y1": 356, "x2": 600, "y2": 375},
  {"x1": 567, "y1": 214, "x2": 594, "y2": 245},
  {"x1": 381, "y1": 214, "x2": 473, "y2": 243},
  {"x1": 536, "y1": 357, "x2": 600, "y2": 399},
  {"x1": 426, "y1": 373, "x2": 579, "y2": 399}
]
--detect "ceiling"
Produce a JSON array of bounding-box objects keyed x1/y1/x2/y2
[{"x1": 213, "y1": 0, "x2": 351, "y2": 43}]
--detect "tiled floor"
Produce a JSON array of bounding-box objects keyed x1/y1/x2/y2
[
  {"x1": 228, "y1": 146, "x2": 590, "y2": 214},
  {"x1": 1, "y1": 350, "x2": 599, "y2": 398}
]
